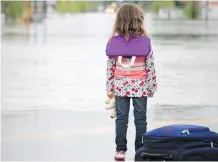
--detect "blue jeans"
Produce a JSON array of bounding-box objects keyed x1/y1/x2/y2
[{"x1": 115, "y1": 96, "x2": 147, "y2": 152}]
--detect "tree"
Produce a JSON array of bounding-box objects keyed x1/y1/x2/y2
[
  {"x1": 152, "y1": 1, "x2": 176, "y2": 13},
  {"x1": 1, "y1": 1, "x2": 24, "y2": 21},
  {"x1": 184, "y1": 1, "x2": 199, "y2": 20}
]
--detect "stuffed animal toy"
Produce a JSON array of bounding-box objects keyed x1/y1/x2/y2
[{"x1": 105, "y1": 92, "x2": 116, "y2": 119}]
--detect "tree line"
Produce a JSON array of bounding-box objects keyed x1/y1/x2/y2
[{"x1": 1, "y1": 1, "x2": 200, "y2": 23}]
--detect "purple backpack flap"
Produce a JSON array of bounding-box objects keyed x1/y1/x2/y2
[
  {"x1": 106, "y1": 35, "x2": 151, "y2": 57},
  {"x1": 106, "y1": 35, "x2": 151, "y2": 68}
]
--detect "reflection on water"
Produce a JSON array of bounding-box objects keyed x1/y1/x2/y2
[
  {"x1": 2, "y1": 13, "x2": 218, "y2": 122},
  {"x1": 1, "y1": 12, "x2": 218, "y2": 161},
  {"x1": 153, "y1": 104, "x2": 217, "y2": 121}
]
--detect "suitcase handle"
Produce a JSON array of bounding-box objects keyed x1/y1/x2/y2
[{"x1": 141, "y1": 152, "x2": 173, "y2": 160}]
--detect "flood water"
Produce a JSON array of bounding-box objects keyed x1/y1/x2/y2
[{"x1": 1, "y1": 12, "x2": 218, "y2": 161}]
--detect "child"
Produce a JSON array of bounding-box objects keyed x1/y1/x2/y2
[{"x1": 105, "y1": 3, "x2": 157, "y2": 160}]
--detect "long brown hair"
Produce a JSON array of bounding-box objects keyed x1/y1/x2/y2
[{"x1": 112, "y1": 3, "x2": 147, "y2": 38}]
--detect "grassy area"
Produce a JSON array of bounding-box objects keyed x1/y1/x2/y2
[{"x1": 56, "y1": 1, "x2": 98, "y2": 14}]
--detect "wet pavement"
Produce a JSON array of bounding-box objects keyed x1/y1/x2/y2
[
  {"x1": 1, "y1": 12, "x2": 218, "y2": 161},
  {"x1": 1, "y1": 110, "x2": 118, "y2": 161},
  {"x1": 2, "y1": 109, "x2": 218, "y2": 161}
]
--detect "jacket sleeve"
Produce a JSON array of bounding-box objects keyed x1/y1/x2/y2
[
  {"x1": 145, "y1": 46, "x2": 157, "y2": 97},
  {"x1": 106, "y1": 57, "x2": 116, "y2": 93}
]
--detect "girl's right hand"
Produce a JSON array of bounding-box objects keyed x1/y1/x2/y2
[
  {"x1": 107, "y1": 92, "x2": 114, "y2": 99},
  {"x1": 148, "y1": 92, "x2": 154, "y2": 98}
]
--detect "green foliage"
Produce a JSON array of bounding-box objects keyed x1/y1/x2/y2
[
  {"x1": 56, "y1": 1, "x2": 98, "y2": 13},
  {"x1": 137, "y1": 1, "x2": 153, "y2": 12},
  {"x1": 2, "y1": 1, "x2": 24, "y2": 20},
  {"x1": 152, "y1": 1, "x2": 175, "y2": 13},
  {"x1": 184, "y1": 1, "x2": 199, "y2": 20}
]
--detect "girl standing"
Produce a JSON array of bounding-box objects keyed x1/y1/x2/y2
[{"x1": 105, "y1": 3, "x2": 157, "y2": 160}]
